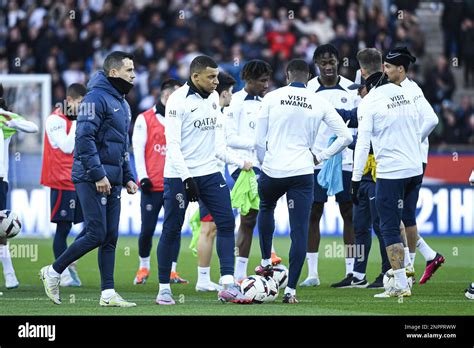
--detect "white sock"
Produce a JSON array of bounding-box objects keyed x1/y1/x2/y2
[
  {"x1": 284, "y1": 287, "x2": 296, "y2": 295},
  {"x1": 393, "y1": 268, "x2": 408, "y2": 289},
  {"x1": 352, "y1": 271, "x2": 365, "y2": 280},
  {"x1": 306, "y1": 252, "x2": 319, "y2": 278},
  {"x1": 101, "y1": 289, "x2": 115, "y2": 299},
  {"x1": 48, "y1": 265, "x2": 61, "y2": 278},
  {"x1": 171, "y1": 262, "x2": 177, "y2": 273},
  {"x1": 403, "y1": 247, "x2": 411, "y2": 267},
  {"x1": 416, "y1": 237, "x2": 437, "y2": 261},
  {"x1": 159, "y1": 283, "x2": 171, "y2": 292},
  {"x1": 0, "y1": 244, "x2": 15, "y2": 274},
  {"x1": 271, "y1": 244, "x2": 276, "y2": 253},
  {"x1": 197, "y1": 266, "x2": 210, "y2": 284},
  {"x1": 409, "y1": 253, "x2": 416, "y2": 266},
  {"x1": 139, "y1": 256, "x2": 150, "y2": 269},
  {"x1": 220, "y1": 274, "x2": 234, "y2": 286},
  {"x1": 261, "y1": 258, "x2": 272, "y2": 267},
  {"x1": 345, "y1": 257, "x2": 354, "y2": 275},
  {"x1": 234, "y1": 257, "x2": 248, "y2": 280}
]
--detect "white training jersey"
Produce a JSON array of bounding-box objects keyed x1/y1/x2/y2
[
  {"x1": 307, "y1": 75, "x2": 359, "y2": 171},
  {"x1": 132, "y1": 106, "x2": 165, "y2": 181},
  {"x1": 400, "y1": 77, "x2": 439, "y2": 164},
  {"x1": 164, "y1": 83, "x2": 221, "y2": 180},
  {"x1": 353, "y1": 82, "x2": 423, "y2": 181},
  {"x1": 215, "y1": 108, "x2": 244, "y2": 177},
  {"x1": 45, "y1": 114, "x2": 77, "y2": 154},
  {"x1": 1, "y1": 116, "x2": 39, "y2": 183},
  {"x1": 255, "y1": 83, "x2": 353, "y2": 178},
  {"x1": 224, "y1": 88, "x2": 262, "y2": 175}
]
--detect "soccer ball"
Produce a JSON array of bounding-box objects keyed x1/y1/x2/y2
[
  {"x1": 383, "y1": 269, "x2": 413, "y2": 290},
  {"x1": 240, "y1": 275, "x2": 269, "y2": 304},
  {"x1": 272, "y1": 264, "x2": 288, "y2": 289},
  {"x1": 0, "y1": 210, "x2": 21, "y2": 239},
  {"x1": 261, "y1": 276, "x2": 279, "y2": 303}
]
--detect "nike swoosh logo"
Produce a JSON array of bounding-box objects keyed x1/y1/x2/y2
[
  {"x1": 385, "y1": 52, "x2": 402, "y2": 59},
  {"x1": 114, "y1": 108, "x2": 120, "y2": 112},
  {"x1": 191, "y1": 108, "x2": 198, "y2": 112},
  {"x1": 219, "y1": 184, "x2": 226, "y2": 188},
  {"x1": 369, "y1": 197, "x2": 375, "y2": 200},
  {"x1": 200, "y1": 272, "x2": 207, "y2": 275},
  {"x1": 102, "y1": 299, "x2": 110, "y2": 304}
]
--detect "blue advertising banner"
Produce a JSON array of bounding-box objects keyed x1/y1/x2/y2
[
  {"x1": 8, "y1": 184, "x2": 473, "y2": 238},
  {"x1": 6, "y1": 155, "x2": 474, "y2": 238}
]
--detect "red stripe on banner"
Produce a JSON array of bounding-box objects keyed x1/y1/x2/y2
[
  {"x1": 50, "y1": 190, "x2": 63, "y2": 221},
  {"x1": 425, "y1": 155, "x2": 474, "y2": 184}
]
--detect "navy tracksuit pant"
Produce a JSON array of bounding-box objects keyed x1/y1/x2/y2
[
  {"x1": 353, "y1": 180, "x2": 390, "y2": 275},
  {"x1": 375, "y1": 175, "x2": 424, "y2": 247},
  {"x1": 53, "y1": 182, "x2": 121, "y2": 290},
  {"x1": 257, "y1": 171, "x2": 314, "y2": 290},
  {"x1": 138, "y1": 191, "x2": 180, "y2": 263},
  {"x1": 158, "y1": 172, "x2": 235, "y2": 284}
]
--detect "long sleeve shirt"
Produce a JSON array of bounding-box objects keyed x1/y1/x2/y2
[{"x1": 255, "y1": 82, "x2": 352, "y2": 178}]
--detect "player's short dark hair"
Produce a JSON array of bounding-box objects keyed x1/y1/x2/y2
[
  {"x1": 241, "y1": 59, "x2": 273, "y2": 81},
  {"x1": 356, "y1": 48, "x2": 382, "y2": 76},
  {"x1": 66, "y1": 83, "x2": 87, "y2": 99},
  {"x1": 313, "y1": 44, "x2": 339, "y2": 62},
  {"x1": 190, "y1": 55, "x2": 218, "y2": 75},
  {"x1": 216, "y1": 72, "x2": 237, "y2": 95},
  {"x1": 103, "y1": 51, "x2": 134, "y2": 75},
  {"x1": 286, "y1": 59, "x2": 310, "y2": 76},
  {"x1": 160, "y1": 78, "x2": 182, "y2": 92}
]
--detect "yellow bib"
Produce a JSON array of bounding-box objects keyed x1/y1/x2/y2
[{"x1": 363, "y1": 154, "x2": 377, "y2": 182}]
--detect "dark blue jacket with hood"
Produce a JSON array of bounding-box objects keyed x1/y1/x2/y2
[{"x1": 72, "y1": 71, "x2": 135, "y2": 186}]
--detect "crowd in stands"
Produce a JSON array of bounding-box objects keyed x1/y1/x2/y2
[{"x1": 1, "y1": 0, "x2": 473, "y2": 145}]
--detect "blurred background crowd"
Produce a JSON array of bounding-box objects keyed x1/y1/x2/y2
[{"x1": 1, "y1": 0, "x2": 474, "y2": 147}]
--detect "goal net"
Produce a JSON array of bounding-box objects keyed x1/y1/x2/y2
[{"x1": 0, "y1": 74, "x2": 54, "y2": 237}]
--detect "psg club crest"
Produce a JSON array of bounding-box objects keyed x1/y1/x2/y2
[
  {"x1": 212, "y1": 102, "x2": 217, "y2": 110},
  {"x1": 341, "y1": 97, "x2": 347, "y2": 103}
]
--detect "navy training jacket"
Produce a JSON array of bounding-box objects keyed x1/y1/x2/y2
[{"x1": 72, "y1": 71, "x2": 135, "y2": 186}]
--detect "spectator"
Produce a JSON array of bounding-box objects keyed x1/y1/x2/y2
[
  {"x1": 440, "y1": 101, "x2": 463, "y2": 144},
  {"x1": 441, "y1": 0, "x2": 464, "y2": 60},
  {"x1": 266, "y1": 21, "x2": 296, "y2": 60},
  {"x1": 424, "y1": 56, "x2": 456, "y2": 110},
  {"x1": 455, "y1": 95, "x2": 474, "y2": 124},
  {"x1": 464, "y1": 113, "x2": 474, "y2": 144},
  {"x1": 293, "y1": 10, "x2": 336, "y2": 44},
  {"x1": 461, "y1": 18, "x2": 474, "y2": 88},
  {"x1": 2, "y1": 0, "x2": 470, "y2": 145}
]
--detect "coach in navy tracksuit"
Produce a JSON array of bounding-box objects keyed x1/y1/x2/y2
[{"x1": 40, "y1": 51, "x2": 138, "y2": 307}]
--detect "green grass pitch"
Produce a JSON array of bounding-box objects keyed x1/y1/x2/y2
[{"x1": 0, "y1": 236, "x2": 473, "y2": 315}]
